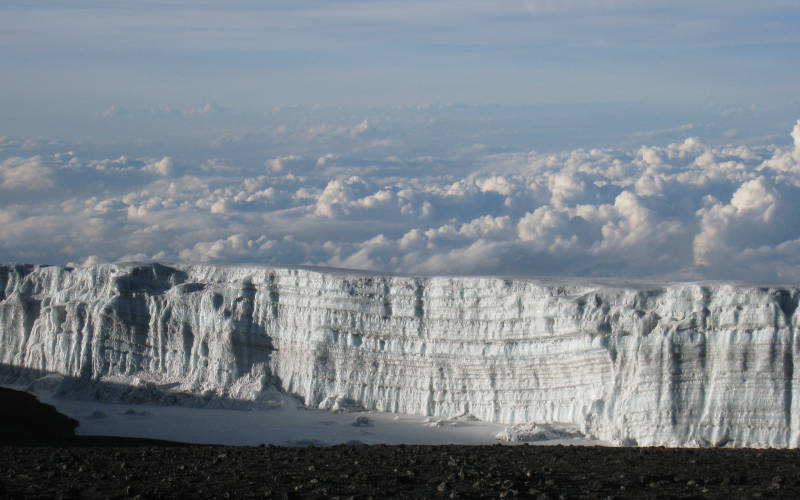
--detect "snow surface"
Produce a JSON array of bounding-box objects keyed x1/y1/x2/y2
[
  {"x1": 1, "y1": 262, "x2": 800, "y2": 447},
  {"x1": 3, "y1": 382, "x2": 602, "y2": 446}
]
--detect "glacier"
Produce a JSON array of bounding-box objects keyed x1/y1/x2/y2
[{"x1": 1, "y1": 262, "x2": 799, "y2": 448}]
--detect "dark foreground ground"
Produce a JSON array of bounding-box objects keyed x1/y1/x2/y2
[{"x1": 3, "y1": 388, "x2": 800, "y2": 499}]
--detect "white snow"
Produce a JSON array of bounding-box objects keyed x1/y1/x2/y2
[
  {"x1": 4, "y1": 382, "x2": 604, "y2": 446},
  {"x1": 1, "y1": 262, "x2": 800, "y2": 448}
]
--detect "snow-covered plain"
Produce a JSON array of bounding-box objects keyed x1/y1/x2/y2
[
  {"x1": 1, "y1": 262, "x2": 799, "y2": 448},
  {"x1": 2, "y1": 382, "x2": 525, "y2": 446}
]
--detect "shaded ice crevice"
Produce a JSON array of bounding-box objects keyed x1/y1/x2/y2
[{"x1": 1, "y1": 262, "x2": 799, "y2": 448}]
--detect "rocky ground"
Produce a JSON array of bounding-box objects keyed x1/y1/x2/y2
[{"x1": 3, "y1": 388, "x2": 800, "y2": 499}]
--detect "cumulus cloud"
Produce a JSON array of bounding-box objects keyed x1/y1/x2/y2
[
  {"x1": 761, "y1": 120, "x2": 800, "y2": 172},
  {"x1": 518, "y1": 206, "x2": 584, "y2": 252},
  {"x1": 0, "y1": 156, "x2": 54, "y2": 190},
  {"x1": 692, "y1": 176, "x2": 797, "y2": 269},
  {"x1": 179, "y1": 234, "x2": 254, "y2": 262},
  {"x1": 315, "y1": 153, "x2": 338, "y2": 167},
  {"x1": 143, "y1": 157, "x2": 174, "y2": 176},
  {"x1": 3, "y1": 119, "x2": 800, "y2": 281},
  {"x1": 313, "y1": 176, "x2": 371, "y2": 218},
  {"x1": 266, "y1": 155, "x2": 301, "y2": 173}
]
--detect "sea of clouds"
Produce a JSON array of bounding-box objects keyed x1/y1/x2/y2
[{"x1": 1, "y1": 113, "x2": 799, "y2": 282}]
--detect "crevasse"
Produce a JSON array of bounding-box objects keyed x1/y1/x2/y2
[{"x1": 1, "y1": 262, "x2": 798, "y2": 448}]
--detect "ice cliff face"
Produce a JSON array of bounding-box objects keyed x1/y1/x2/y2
[{"x1": 1, "y1": 262, "x2": 799, "y2": 448}]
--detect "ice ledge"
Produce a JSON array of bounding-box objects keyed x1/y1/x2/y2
[{"x1": 1, "y1": 262, "x2": 799, "y2": 448}]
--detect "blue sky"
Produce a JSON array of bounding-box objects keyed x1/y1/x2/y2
[
  {"x1": 2, "y1": 1, "x2": 800, "y2": 280},
  {"x1": 2, "y1": 1, "x2": 799, "y2": 121}
]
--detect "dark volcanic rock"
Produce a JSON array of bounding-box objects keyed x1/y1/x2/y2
[
  {"x1": 5, "y1": 443, "x2": 800, "y2": 499},
  {"x1": 0, "y1": 387, "x2": 78, "y2": 445}
]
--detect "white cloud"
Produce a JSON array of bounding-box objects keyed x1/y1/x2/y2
[
  {"x1": 0, "y1": 156, "x2": 54, "y2": 190},
  {"x1": 692, "y1": 177, "x2": 787, "y2": 268},
  {"x1": 760, "y1": 119, "x2": 800, "y2": 173},
  {"x1": 475, "y1": 176, "x2": 514, "y2": 196},
  {"x1": 315, "y1": 153, "x2": 339, "y2": 167},
  {"x1": 729, "y1": 177, "x2": 776, "y2": 217},
  {"x1": 412, "y1": 239, "x2": 505, "y2": 275},
  {"x1": 313, "y1": 176, "x2": 371, "y2": 218},
  {"x1": 459, "y1": 215, "x2": 512, "y2": 238},
  {"x1": 349, "y1": 120, "x2": 369, "y2": 137},
  {"x1": 143, "y1": 156, "x2": 173, "y2": 176},
  {"x1": 179, "y1": 234, "x2": 255, "y2": 262},
  {"x1": 518, "y1": 206, "x2": 579, "y2": 251},
  {"x1": 210, "y1": 199, "x2": 228, "y2": 214},
  {"x1": 548, "y1": 172, "x2": 586, "y2": 208},
  {"x1": 304, "y1": 120, "x2": 372, "y2": 141},
  {"x1": 639, "y1": 146, "x2": 662, "y2": 167},
  {"x1": 4, "y1": 120, "x2": 800, "y2": 281},
  {"x1": 267, "y1": 155, "x2": 301, "y2": 173},
  {"x1": 80, "y1": 255, "x2": 108, "y2": 267}
]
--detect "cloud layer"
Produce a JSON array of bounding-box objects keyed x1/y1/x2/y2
[{"x1": 2, "y1": 119, "x2": 800, "y2": 282}]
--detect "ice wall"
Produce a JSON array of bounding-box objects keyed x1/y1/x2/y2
[{"x1": 1, "y1": 262, "x2": 799, "y2": 448}]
